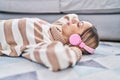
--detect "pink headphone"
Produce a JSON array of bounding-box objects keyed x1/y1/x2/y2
[{"x1": 69, "y1": 34, "x2": 95, "y2": 54}]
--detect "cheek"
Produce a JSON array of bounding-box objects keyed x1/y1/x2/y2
[
  {"x1": 76, "y1": 28, "x2": 82, "y2": 34},
  {"x1": 62, "y1": 24, "x2": 81, "y2": 37},
  {"x1": 62, "y1": 27, "x2": 71, "y2": 42},
  {"x1": 62, "y1": 25, "x2": 70, "y2": 35},
  {"x1": 70, "y1": 26, "x2": 81, "y2": 34}
]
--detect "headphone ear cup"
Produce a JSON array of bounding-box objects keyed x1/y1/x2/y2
[
  {"x1": 50, "y1": 26, "x2": 66, "y2": 44},
  {"x1": 69, "y1": 34, "x2": 81, "y2": 45}
]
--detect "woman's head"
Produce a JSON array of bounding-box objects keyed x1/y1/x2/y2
[
  {"x1": 51, "y1": 14, "x2": 99, "y2": 54},
  {"x1": 62, "y1": 21, "x2": 99, "y2": 54}
]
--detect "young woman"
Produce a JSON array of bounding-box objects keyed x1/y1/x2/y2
[{"x1": 0, "y1": 14, "x2": 99, "y2": 71}]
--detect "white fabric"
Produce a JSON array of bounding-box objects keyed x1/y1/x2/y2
[
  {"x1": 0, "y1": 0, "x2": 60, "y2": 13},
  {"x1": 61, "y1": 0, "x2": 120, "y2": 13}
]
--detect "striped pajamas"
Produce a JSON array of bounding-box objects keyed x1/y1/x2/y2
[{"x1": 0, "y1": 14, "x2": 82, "y2": 71}]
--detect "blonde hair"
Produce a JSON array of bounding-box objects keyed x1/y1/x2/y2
[{"x1": 80, "y1": 26, "x2": 99, "y2": 54}]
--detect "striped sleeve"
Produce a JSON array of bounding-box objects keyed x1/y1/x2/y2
[
  {"x1": 0, "y1": 18, "x2": 51, "y2": 56},
  {"x1": 22, "y1": 41, "x2": 82, "y2": 71},
  {"x1": 0, "y1": 18, "x2": 30, "y2": 56}
]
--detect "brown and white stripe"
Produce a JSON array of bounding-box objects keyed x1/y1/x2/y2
[
  {"x1": 46, "y1": 42, "x2": 60, "y2": 71},
  {"x1": 34, "y1": 21, "x2": 43, "y2": 43},
  {"x1": 33, "y1": 45, "x2": 43, "y2": 64},
  {"x1": 18, "y1": 18, "x2": 29, "y2": 46},
  {"x1": 26, "y1": 18, "x2": 36, "y2": 45},
  {"x1": 4, "y1": 20, "x2": 18, "y2": 56},
  {"x1": 65, "y1": 47, "x2": 73, "y2": 66},
  {"x1": 0, "y1": 20, "x2": 11, "y2": 55}
]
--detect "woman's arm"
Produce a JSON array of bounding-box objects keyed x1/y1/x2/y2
[{"x1": 22, "y1": 41, "x2": 82, "y2": 71}]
